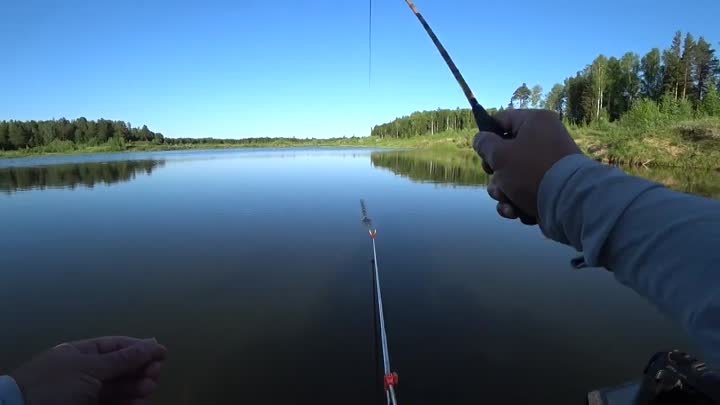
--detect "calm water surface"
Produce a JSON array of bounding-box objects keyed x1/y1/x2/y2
[{"x1": 2, "y1": 148, "x2": 716, "y2": 405}]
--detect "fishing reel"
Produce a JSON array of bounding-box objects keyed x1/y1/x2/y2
[{"x1": 588, "y1": 350, "x2": 720, "y2": 405}]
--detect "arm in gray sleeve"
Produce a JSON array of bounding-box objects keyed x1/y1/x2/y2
[
  {"x1": 538, "y1": 154, "x2": 720, "y2": 367},
  {"x1": 0, "y1": 375, "x2": 24, "y2": 405}
]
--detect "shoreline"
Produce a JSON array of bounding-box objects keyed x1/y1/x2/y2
[{"x1": 2, "y1": 120, "x2": 719, "y2": 170}]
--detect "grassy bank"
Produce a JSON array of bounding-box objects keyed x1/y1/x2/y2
[
  {"x1": 570, "y1": 117, "x2": 720, "y2": 168},
  {"x1": 2, "y1": 118, "x2": 719, "y2": 169},
  {"x1": 376, "y1": 117, "x2": 720, "y2": 169},
  {"x1": 0, "y1": 131, "x2": 472, "y2": 159}
]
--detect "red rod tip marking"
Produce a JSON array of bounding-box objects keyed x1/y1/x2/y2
[{"x1": 384, "y1": 372, "x2": 399, "y2": 390}]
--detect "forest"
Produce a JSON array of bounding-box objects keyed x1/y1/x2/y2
[
  {"x1": 0, "y1": 119, "x2": 165, "y2": 151},
  {"x1": 1, "y1": 31, "x2": 718, "y2": 163},
  {"x1": 0, "y1": 117, "x2": 356, "y2": 153},
  {"x1": 371, "y1": 31, "x2": 720, "y2": 138}
]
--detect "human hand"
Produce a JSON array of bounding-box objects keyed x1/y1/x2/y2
[
  {"x1": 11, "y1": 336, "x2": 167, "y2": 405},
  {"x1": 473, "y1": 109, "x2": 582, "y2": 222}
]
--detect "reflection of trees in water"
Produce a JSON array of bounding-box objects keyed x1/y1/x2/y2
[
  {"x1": 0, "y1": 160, "x2": 165, "y2": 192},
  {"x1": 625, "y1": 166, "x2": 720, "y2": 198},
  {"x1": 371, "y1": 150, "x2": 489, "y2": 187},
  {"x1": 372, "y1": 150, "x2": 720, "y2": 198}
]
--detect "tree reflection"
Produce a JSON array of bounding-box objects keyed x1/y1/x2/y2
[
  {"x1": 371, "y1": 150, "x2": 489, "y2": 187},
  {"x1": 372, "y1": 150, "x2": 720, "y2": 199},
  {"x1": 625, "y1": 166, "x2": 720, "y2": 198},
  {"x1": 0, "y1": 160, "x2": 165, "y2": 192}
]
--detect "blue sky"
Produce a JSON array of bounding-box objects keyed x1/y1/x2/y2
[{"x1": 2, "y1": 0, "x2": 719, "y2": 139}]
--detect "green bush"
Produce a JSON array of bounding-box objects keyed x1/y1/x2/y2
[
  {"x1": 107, "y1": 136, "x2": 127, "y2": 151},
  {"x1": 619, "y1": 99, "x2": 665, "y2": 131},
  {"x1": 701, "y1": 87, "x2": 720, "y2": 117},
  {"x1": 38, "y1": 139, "x2": 76, "y2": 153},
  {"x1": 660, "y1": 94, "x2": 694, "y2": 121}
]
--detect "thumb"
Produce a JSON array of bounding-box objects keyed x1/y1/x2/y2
[
  {"x1": 473, "y1": 131, "x2": 509, "y2": 172},
  {"x1": 91, "y1": 342, "x2": 167, "y2": 381}
]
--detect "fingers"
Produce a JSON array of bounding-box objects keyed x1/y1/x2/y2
[
  {"x1": 143, "y1": 361, "x2": 163, "y2": 382},
  {"x1": 496, "y1": 202, "x2": 519, "y2": 220},
  {"x1": 488, "y1": 179, "x2": 518, "y2": 220},
  {"x1": 103, "y1": 378, "x2": 158, "y2": 399},
  {"x1": 488, "y1": 178, "x2": 537, "y2": 225},
  {"x1": 71, "y1": 337, "x2": 147, "y2": 355},
  {"x1": 473, "y1": 132, "x2": 509, "y2": 172},
  {"x1": 92, "y1": 341, "x2": 168, "y2": 381},
  {"x1": 98, "y1": 361, "x2": 164, "y2": 405}
]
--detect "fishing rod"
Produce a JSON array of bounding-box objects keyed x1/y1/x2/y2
[
  {"x1": 402, "y1": 0, "x2": 508, "y2": 138},
  {"x1": 401, "y1": 0, "x2": 538, "y2": 223},
  {"x1": 361, "y1": 200, "x2": 399, "y2": 405}
]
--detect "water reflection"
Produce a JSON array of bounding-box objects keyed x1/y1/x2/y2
[
  {"x1": 372, "y1": 150, "x2": 720, "y2": 198},
  {"x1": 371, "y1": 150, "x2": 489, "y2": 186},
  {"x1": 625, "y1": 166, "x2": 720, "y2": 198},
  {"x1": 0, "y1": 160, "x2": 165, "y2": 192}
]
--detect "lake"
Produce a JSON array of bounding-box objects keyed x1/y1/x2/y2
[{"x1": 2, "y1": 148, "x2": 717, "y2": 405}]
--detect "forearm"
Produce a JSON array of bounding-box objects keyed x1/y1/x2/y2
[
  {"x1": 538, "y1": 155, "x2": 720, "y2": 366},
  {"x1": 0, "y1": 375, "x2": 23, "y2": 405}
]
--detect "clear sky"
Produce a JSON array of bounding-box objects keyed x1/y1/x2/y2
[{"x1": 2, "y1": 0, "x2": 719, "y2": 139}]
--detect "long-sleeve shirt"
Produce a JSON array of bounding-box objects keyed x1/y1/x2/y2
[
  {"x1": 0, "y1": 375, "x2": 23, "y2": 405},
  {"x1": 538, "y1": 154, "x2": 720, "y2": 368}
]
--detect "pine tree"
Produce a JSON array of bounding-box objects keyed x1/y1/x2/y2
[
  {"x1": 693, "y1": 37, "x2": 719, "y2": 101},
  {"x1": 511, "y1": 83, "x2": 532, "y2": 108},
  {"x1": 680, "y1": 33, "x2": 696, "y2": 100},
  {"x1": 662, "y1": 31, "x2": 683, "y2": 100}
]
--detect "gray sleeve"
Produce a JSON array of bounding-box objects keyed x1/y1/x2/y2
[
  {"x1": 537, "y1": 154, "x2": 720, "y2": 367},
  {"x1": 0, "y1": 375, "x2": 24, "y2": 405}
]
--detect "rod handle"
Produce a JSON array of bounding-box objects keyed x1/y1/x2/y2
[{"x1": 470, "y1": 99, "x2": 511, "y2": 138}]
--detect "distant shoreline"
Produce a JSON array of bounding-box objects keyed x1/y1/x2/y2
[{"x1": 2, "y1": 119, "x2": 719, "y2": 169}]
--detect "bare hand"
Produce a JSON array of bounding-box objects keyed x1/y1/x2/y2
[
  {"x1": 11, "y1": 336, "x2": 167, "y2": 405},
  {"x1": 474, "y1": 109, "x2": 582, "y2": 222}
]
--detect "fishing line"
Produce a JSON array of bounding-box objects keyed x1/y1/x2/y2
[
  {"x1": 369, "y1": 0, "x2": 373, "y2": 87},
  {"x1": 360, "y1": 200, "x2": 399, "y2": 405}
]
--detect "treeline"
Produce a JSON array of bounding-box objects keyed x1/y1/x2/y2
[
  {"x1": 164, "y1": 136, "x2": 355, "y2": 145},
  {"x1": 0, "y1": 117, "x2": 366, "y2": 151},
  {"x1": 371, "y1": 108, "x2": 498, "y2": 138},
  {"x1": 556, "y1": 31, "x2": 719, "y2": 124},
  {"x1": 0, "y1": 118, "x2": 165, "y2": 151},
  {"x1": 373, "y1": 31, "x2": 720, "y2": 138}
]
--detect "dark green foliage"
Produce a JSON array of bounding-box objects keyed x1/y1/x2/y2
[
  {"x1": 0, "y1": 118, "x2": 163, "y2": 151},
  {"x1": 0, "y1": 123, "x2": 9, "y2": 150},
  {"x1": 662, "y1": 31, "x2": 683, "y2": 99},
  {"x1": 565, "y1": 73, "x2": 593, "y2": 124},
  {"x1": 560, "y1": 31, "x2": 718, "y2": 125},
  {"x1": 641, "y1": 48, "x2": 665, "y2": 101},
  {"x1": 701, "y1": 87, "x2": 720, "y2": 116},
  {"x1": 372, "y1": 32, "x2": 717, "y2": 139},
  {"x1": 371, "y1": 108, "x2": 481, "y2": 138},
  {"x1": 544, "y1": 84, "x2": 566, "y2": 117},
  {"x1": 511, "y1": 83, "x2": 532, "y2": 108},
  {"x1": 693, "y1": 37, "x2": 719, "y2": 101},
  {"x1": 606, "y1": 53, "x2": 641, "y2": 120},
  {"x1": 371, "y1": 149, "x2": 489, "y2": 186}
]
